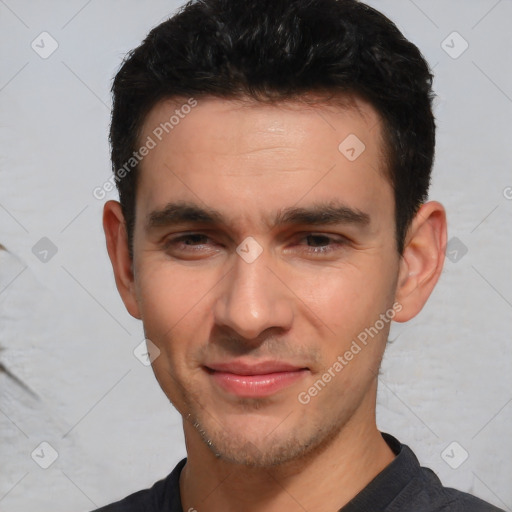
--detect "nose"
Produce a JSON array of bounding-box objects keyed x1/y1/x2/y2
[{"x1": 213, "y1": 249, "x2": 294, "y2": 341}]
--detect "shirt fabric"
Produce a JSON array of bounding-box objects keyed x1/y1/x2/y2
[{"x1": 94, "y1": 433, "x2": 504, "y2": 511}]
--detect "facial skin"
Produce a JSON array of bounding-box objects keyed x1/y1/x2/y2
[{"x1": 104, "y1": 96, "x2": 446, "y2": 511}]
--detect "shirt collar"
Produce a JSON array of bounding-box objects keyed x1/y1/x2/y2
[{"x1": 339, "y1": 433, "x2": 422, "y2": 512}]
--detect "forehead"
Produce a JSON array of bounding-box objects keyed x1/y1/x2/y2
[
  {"x1": 140, "y1": 94, "x2": 384, "y2": 158},
  {"x1": 135, "y1": 95, "x2": 392, "y2": 232}
]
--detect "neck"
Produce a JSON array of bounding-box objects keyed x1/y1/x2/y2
[{"x1": 179, "y1": 395, "x2": 395, "y2": 512}]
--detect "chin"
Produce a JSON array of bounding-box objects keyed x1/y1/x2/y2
[{"x1": 190, "y1": 410, "x2": 343, "y2": 468}]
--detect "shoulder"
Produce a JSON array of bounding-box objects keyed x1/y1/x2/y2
[
  {"x1": 375, "y1": 435, "x2": 504, "y2": 512},
  {"x1": 92, "y1": 458, "x2": 186, "y2": 512},
  {"x1": 398, "y1": 464, "x2": 505, "y2": 512}
]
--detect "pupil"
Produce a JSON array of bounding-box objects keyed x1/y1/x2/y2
[
  {"x1": 308, "y1": 235, "x2": 328, "y2": 247},
  {"x1": 186, "y1": 235, "x2": 205, "y2": 245}
]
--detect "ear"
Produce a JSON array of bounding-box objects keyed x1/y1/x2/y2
[
  {"x1": 393, "y1": 201, "x2": 447, "y2": 322},
  {"x1": 103, "y1": 200, "x2": 141, "y2": 319}
]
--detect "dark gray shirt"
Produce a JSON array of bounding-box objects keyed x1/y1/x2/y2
[{"x1": 95, "y1": 433, "x2": 504, "y2": 511}]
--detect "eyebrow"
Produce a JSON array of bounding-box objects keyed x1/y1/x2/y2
[
  {"x1": 145, "y1": 201, "x2": 370, "y2": 232},
  {"x1": 273, "y1": 203, "x2": 370, "y2": 227},
  {"x1": 147, "y1": 202, "x2": 223, "y2": 229}
]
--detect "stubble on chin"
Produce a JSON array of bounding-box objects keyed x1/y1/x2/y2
[{"x1": 182, "y1": 394, "x2": 351, "y2": 469}]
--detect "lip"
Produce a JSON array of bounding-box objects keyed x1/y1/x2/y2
[{"x1": 204, "y1": 360, "x2": 309, "y2": 398}]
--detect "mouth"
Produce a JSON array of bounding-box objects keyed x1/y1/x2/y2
[{"x1": 204, "y1": 360, "x2": 310, "y2": 398}]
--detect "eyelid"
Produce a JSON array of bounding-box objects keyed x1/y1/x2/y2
[
  {"x1": 162, "y1": 228, "x2": 238, "y2": 252},
  {"x1": 161, "y1": 233, "x2": 223, "y2": 261},
  {"x1": 161, "y1": 228, "x2": 218, "y2": 242},
  {"x1": 163, "y1": 232, "x2": 212, "y2": 245},
  {"x1": 280, "y1": 232, "x2": 349, "y2": 257},
  {"x1": 296, "y1": 231, "x2": 350, "y2": 243}
]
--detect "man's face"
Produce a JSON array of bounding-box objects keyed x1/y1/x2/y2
[{"x1": 130, "y1": 96, "x2": 401, "y2": 466}]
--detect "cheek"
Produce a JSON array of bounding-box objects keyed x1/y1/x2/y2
[
  {"x1": 134, "y1": 262, "x2": 215, "y2": 355},
  {"x1": 294, "y1": 257, "x2": 398, "y2": 374},
  {"x1": 298, "y1": 260, "x2": 390, "y2": 323},
  {"x1": 137, "y1": 261, "x2": 204, "y2": 315},
  {"x1": 296, "y1": 272, "x2": 392, "y2": 403},
  {"x1": 136, "y1": 263, "x2": 216, "y2": 407}
]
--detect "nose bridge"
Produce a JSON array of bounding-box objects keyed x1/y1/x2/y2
[{"x1": 214, "y1": 249, "x2": 293, "y2": 339}]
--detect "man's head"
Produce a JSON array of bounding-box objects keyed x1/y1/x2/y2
[{"x1": 104, "y1": 0, "x2": 446, "y2": 468}]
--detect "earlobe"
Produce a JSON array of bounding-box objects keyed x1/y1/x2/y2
[
  {"x1": 394, "y1": 201, "x2": 447, "y2": 323},
  {"x1": 103, "y1": 200, "x2": 142, "y2": 319}
]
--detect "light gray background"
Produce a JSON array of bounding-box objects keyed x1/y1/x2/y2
[{"x1": 1, "y1": 0, "x2": 511, "y2": 510}]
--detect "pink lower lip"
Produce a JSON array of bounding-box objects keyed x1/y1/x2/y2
[{"x1": 208, "y1": 369, "x2": 308, "y2": 398}]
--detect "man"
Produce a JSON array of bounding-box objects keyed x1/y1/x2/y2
[{"x1": 98, "y1": 0, "x2": 503, "y2": 510}]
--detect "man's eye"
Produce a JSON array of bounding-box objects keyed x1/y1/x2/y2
[
  {"x1": 163, "y1": 233, "x2": 219, "y2": 258},
  {"x1": 177, "y1": 234, "x2": 210, "y2": 246},
  {"x1": 298, "y1": 234, "x2": 346, "y2": 255}
]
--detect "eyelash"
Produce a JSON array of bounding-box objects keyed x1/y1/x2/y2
[
  {"x1": 162, "y1": 232, "x2": 348, "y2": 259},
  {"x1": 162, "y1": 233, "x2": 214, "y2": 251},
  {"x1": 297, "y1": 234, "x2": 343, "y2": 254}
]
